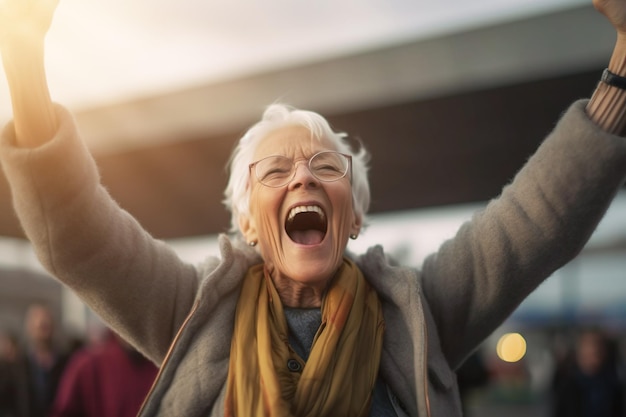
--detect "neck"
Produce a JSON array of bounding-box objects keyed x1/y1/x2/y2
[
  {"x1": 271, "y1": 275, "x2": 326, "y2": 308},
  {"x1": 31, "y1": 340, "x2": 52, "y2": 353},
  {"x1": 30, "y1": 343, "x2": 55, "y2": 368}
]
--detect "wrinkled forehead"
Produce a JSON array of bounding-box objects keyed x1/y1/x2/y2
[{"x1": 253, "y1": 124, "x2": 338, "y2": 161}]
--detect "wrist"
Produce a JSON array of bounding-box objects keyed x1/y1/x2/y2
[
  {"x1": 608, "y1": 33, "x2": 626, "y2": 75},
  {"x1": 1, "y1": 36, "x2": 45, "y2": 62},
  {"x1": 1, "y1": 40, "x2": 45, "y2": 78},
  {"x1": 600, "y1": 68, "x2": 626, "y2": 89},
  {"x1": 587, "y1": 71, "x2": 626, "y2": 135}
]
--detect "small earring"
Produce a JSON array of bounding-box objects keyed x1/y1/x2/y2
[
  {"x1": 349, "y1": 234, "x2": 358, "y2": 240},
  {"x1": 248, "y1": 240, "x2": 257, "y2": 247}
]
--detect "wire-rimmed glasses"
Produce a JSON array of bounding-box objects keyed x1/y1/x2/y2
[{"x1": 249, "y1": 151, "x2": 352, "y2": 188}]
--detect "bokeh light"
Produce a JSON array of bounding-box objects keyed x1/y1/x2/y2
[{"x1": 496, "y1": 332, "x2": 527, "y2": 363}]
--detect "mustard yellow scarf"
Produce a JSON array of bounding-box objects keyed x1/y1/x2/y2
[{"x1": 225, "y1": 258, "x2": 384, "y2": 417}]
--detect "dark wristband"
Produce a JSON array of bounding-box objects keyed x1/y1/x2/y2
[{"x1": 601, "y1": 68, "x2": 626, "y2": 90}]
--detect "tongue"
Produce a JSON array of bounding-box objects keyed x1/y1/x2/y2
[{"x1": 290, "y1": 230, "x2": 324, "y2": 245}]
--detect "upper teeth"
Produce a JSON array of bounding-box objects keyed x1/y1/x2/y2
[{"x1": 287, "y1": 205, "x2": 325, "y2": 222}]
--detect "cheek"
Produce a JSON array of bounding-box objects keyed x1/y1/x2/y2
[
  {"x1": 249, "y1": 187, "x2": 283, "y2": 232},
  {"x1": 329, "y1": 186, "x2": 356, "y2": 229},
  {"x1": 336, "y1": 205, "x2": 356, "y2": 235}
]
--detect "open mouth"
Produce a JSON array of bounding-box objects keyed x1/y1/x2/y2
[{"x1": 285, "y1": 205, "x2": 327, "y2": 245}]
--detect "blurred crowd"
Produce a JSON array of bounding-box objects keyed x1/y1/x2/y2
[
  {"x1": 551, "y1": 329, "x2": 624, "y2": 417},
  {"x1": 458, "y1": 326, "x2": 626, "y2": 417},
  {"x1": 0, "y1": 303, "x2": 157, "y2": 417},
  {"x1": 2, "y1": 302, "x2": 625, "y2": 417}
]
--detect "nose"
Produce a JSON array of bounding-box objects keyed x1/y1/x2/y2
[{"x1": 288, "y1": 160, "x2": 319, "y2": 189}]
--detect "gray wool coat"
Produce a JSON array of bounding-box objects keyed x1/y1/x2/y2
[{"x1": 1, "y1": 100, "x2": 626, "y2": 417}]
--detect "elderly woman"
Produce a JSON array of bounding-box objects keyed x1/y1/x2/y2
[{"x1": 1, "y1": 1, "x2": 626, "y2": 416}]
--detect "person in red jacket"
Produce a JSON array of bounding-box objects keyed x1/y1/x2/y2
[{"x1": 50, "y1": 329, "x2": 158, "y2": 417}]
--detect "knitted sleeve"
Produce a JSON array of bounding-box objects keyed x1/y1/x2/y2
[
  {"x1": 420, "y1": 99, "x2": 626, "y2": 368},
  {"x1": 0, "y1": 104, "x2": 201, "y2": 364}
]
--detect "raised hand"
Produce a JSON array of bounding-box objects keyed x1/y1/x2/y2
[
  {"x1": 0, "y1": 0, "x2": 60, "y2": 51},
  {"x1": 594, "y1": 0, "x2": 626, "y2": 36},
  {"x1": 0, "y1": 0, "x2": 60, "y2": 146}
]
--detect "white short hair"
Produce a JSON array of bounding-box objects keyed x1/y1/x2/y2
[{"x1": 223, "y1": 103, "x2": 371, "y2": 234}]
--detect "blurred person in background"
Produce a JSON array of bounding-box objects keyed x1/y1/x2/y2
[
  {"x1": 50, "y1": 328, "x2": 158, "y2": 417},
  {"x1": 0, "y1": 330, "x2": 20, "y2": 417},
  {"x1": 0, "y1": 330, "x2": 19, "y2": 363},
  {"x1": 551, "y1": 329, "x2": 624, "y2": 417},
  {"x1": 1, "y1": 0, "x2": 626, "y2": 416},
  {"x1": 2, "y1": 304, "x2": 70, "y2": 417}
]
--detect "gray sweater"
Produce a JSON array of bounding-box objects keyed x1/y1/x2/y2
[{"x1": 1, "y1": 100, "x2": 625, "y2": 416}]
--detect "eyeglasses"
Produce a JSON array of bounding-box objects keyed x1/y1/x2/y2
[{"x1": 249, "y1": 151, "x2": 352, "y2": 188}]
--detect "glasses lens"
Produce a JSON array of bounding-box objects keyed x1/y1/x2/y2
[
  {"x1": 255, "y1": 155, "x2": 293, "y2": 187},
  {"x1": 253, "y1": 152, "x2": 350, "y2": 187},
  {"x1": 310, "y1": 152, "x2": 349, "y2": 181}
]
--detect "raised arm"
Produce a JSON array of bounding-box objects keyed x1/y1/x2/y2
[
  {"x1": 0, "y1": 0, "x2": 201, "y2": 363},
  {"x1": 0, "y1": 0, "x2": 59, "y2": 147},
  {"x1": 421, "y1": 0, "x2": 626, "y2": 368},
  {"x1": 587, "y1": 0, "x2": 626, "y2": 133}
]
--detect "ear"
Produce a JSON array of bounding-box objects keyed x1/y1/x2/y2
[
  {"x1": 238, "y1": 213, "x2": 258, "y2": 244},
  {"x1": 350, "y1": 212, "x2": 363, "y2": 237}
]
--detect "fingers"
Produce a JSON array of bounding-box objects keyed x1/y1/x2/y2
[
  {"x1": 0, "y1": 0, "x2": 60, "y2": 48},
  {"x1": 0, "y1": 0, "x2": 60, "y2": 18},
  {"x1": 43, "y1": 0, "x2": 60, "y2": 13},
  {"x1": 593, "y1": 0, "x2": 626, "y2": 31}
]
